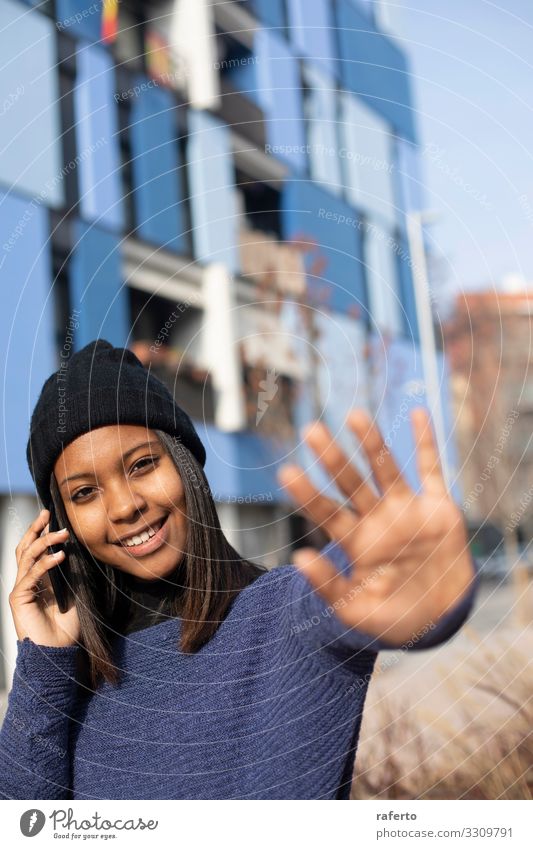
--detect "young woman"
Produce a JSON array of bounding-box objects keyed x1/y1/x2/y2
[{"x1": 0, "y1": 339, "x2": 478, "y2": 800}]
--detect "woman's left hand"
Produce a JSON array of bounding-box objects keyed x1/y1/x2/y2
[{"x1": 277, "y1": 407, "x2": 475, "y2": 646}]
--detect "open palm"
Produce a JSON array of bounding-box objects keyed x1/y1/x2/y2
[{"x1": 278, "y1": 408, "x2": 475, "y2": 646}]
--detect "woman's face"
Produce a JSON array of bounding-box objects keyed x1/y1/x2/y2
[{"x1": 53, "y1": 425, "x2": 187, "y2": 581}]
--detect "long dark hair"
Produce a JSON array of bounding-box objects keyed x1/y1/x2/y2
[{"x1": 49, "y1": 429, "x2": 267, "y2": 691}]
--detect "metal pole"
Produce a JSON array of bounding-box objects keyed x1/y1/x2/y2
[{"x1": 406, "y1": 211, "x2": 451, "y2": 489}]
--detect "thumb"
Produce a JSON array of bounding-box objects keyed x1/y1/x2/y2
[{"x1": 292, "y1": 547, "x2": 352, "y2": 607}]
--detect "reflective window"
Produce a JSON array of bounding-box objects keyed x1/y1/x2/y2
[
  {"x1": 302, "y1": 64, "x2": 343, "y2": 196},
  {"x1": 364, "y1": 220, "x2": 404, "y2": 336},
  {"x1": 339, "y1": 91, "x2": 397, "y2": 229}
]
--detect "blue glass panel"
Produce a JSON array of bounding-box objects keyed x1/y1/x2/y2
[
  {"x1": 223, "y1": 29, "x2": 306, "y2": 171},
  {"x1": 254, "y1": 29, "x2": 306, "y2": 171},
  {"x1": 130, "y1": 80, "x2": 186, "y2": 253},
  {"x1": 248, "y1": 0, "x2": 286, "y2": 31},
  {"x1": 74, "y1": 42, "x2": 124, "y2": 232},
  {"x1": 281, "y1": 180, "x2": 367, "y2": 317},
  {"x1": 367, "y1": 334, "x2": 426, "y2": 491},
  {"x1": 336, "y1": 0, "x2": 416, "y2": 142},
  {"x1": 368, "y1": 339, "x2": 460, "y2": 501},
  {"x1": 187, "y1": 110, "x2": 239, "y2": 272},
  {"x1": 353, "y1": 0, "x2": 375, "y2": 19},
  {"x1": 197, "y1": 423, "x2": 291, "y2": 503},
  {"x1": 56, "y1": 0, "x2": 103, "y2": 42},
  {"x1": 69, "y1": 221, "x2": 128, "y2": 348},
  {"x1": 0, "y1": 190, "x2": 55, "y2": 492},
  {"x1": 303, "y1": 64, "x2": 343, "y2": 194},
  {"x1": 287, "y1": 0, "x2": 336, "y2": 77},
  {"x1": 0, "y1": 0, "x2": 64, "y2": 207},
  {"x1": 223, "y1": 54, "x2": 260, "y2": 105}
]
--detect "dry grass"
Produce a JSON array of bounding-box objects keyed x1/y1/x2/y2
[{"x1": 350, "y1": 628, "x2": 533, "y2": 799}]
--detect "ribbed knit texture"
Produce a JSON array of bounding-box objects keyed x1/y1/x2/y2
[{"x1": 0, "y1": 543, "x2": 479, "y2": 800}]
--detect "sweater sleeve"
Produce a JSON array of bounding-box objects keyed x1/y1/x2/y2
[
  {"x1": 0, "y1": 638, "x2": 80, "y2": 800},
  {"x1": 287, "y1": 540, "x2": 481, "y2": 661}
]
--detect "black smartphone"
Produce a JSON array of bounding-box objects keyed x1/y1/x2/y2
[{"x1": 46, "y1": 506, "x2": 73, "y2": 613}]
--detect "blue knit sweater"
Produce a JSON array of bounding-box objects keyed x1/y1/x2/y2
[{"x1": 0, "y1": 543, "x2": 479, "y2": 800}]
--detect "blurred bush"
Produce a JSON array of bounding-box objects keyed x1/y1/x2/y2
[{"x1": 351, "y1": 628, "x2": 533, "y2": 799}]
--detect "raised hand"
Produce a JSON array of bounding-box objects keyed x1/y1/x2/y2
[{"x1": 277, "y1": 408, "x2": 475, "y2": 646}]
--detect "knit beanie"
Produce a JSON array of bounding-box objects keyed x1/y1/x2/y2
[{"x1": 26, "y1": 339, "x2": 206, "y2": 508}]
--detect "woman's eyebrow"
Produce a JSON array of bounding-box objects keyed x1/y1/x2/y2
[{"x1": 59, "y1": 441, "x2": 161, "y2": 488}]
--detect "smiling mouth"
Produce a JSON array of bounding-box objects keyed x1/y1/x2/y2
[{"x1": 114, "y1": 516, "x2": 167, "y2": 548}]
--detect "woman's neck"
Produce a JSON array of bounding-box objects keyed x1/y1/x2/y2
[{"x1": 117, "y1": 563, "x2": 184, "y2": 634}]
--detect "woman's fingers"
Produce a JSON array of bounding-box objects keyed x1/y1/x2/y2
[
  {"x1": 31, "y1": 556, "x2": 63, "y2": 609},
  {"x1": 411, "y1": 407, "x2": 447, "y2": 496},
  {"x1": 347, "y1": 410, "x2": 411, "y2": 497},
  {"x1": 17, "y1": 528, "x2": 69, "y2": 577},
  {"x1": 14, "y1": 512, "x2": 70, "y2": 605},
  {"x1": 292, "y1": 547, "x2": 352, "y2": 605},
  {"x1": 13, "y1": 550, "x2": 65, "y2": 597},
  {"x1": 278, "y1": 464, "x2": 357, "y2": 542},
  {"x1": 302, "y1": 421, "x2": 379, "y2": 514},
  {"x1": 15, "y1": 509, "x2": 50, "y2": 567},
  {"x1": 292, "y1": 548, "x2": 382, "y2": 632}
]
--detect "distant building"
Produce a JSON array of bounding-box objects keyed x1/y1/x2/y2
[{"x1": 445, "y1": 289, "x2": 533, "y2": 552}]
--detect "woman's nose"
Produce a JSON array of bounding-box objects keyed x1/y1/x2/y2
[{"x1": 105, "y1": 483, "x2": 148, "y2": 523}]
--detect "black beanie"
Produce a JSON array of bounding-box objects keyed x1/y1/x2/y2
[{"x1": 26, "y1": 339, "x2": 206, "y2": 508}]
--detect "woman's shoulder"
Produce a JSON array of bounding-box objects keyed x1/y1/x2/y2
[
  {"x1": 230, "y1": 561, "x2": 297, "y2": 615},
  {"x1": 229, "y1": 542, "x2": 352, "y2": 625},
  {"x1": 237, "y1": 542, "x2": 349, "y2": 600},
  {"x1": 204, "y1": 563, "x2": 298, "y2": 649}
]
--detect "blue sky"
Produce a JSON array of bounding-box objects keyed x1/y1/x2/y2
[{"x1": 390, "y1": 0, "x2": 533, "y2": 302}]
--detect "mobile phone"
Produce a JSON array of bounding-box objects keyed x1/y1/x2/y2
[{"x1": 47, "y1": 506, "x2": 73, "y2": 613}]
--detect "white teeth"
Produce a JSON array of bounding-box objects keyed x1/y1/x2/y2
[{"x1": 122, "y1": 524, "x2": 158, "y2": 547}]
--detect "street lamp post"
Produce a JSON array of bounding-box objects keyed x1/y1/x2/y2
[{"x1": 406, "y1": 210, "x2": 451, "y2": 490}]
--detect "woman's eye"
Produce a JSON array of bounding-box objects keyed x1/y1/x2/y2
[
  {"x1": 131, "y1": 456, "x2": 158, "y2": 473},
  {"x1": 70, "y1": 458, "x2": 159, "y2": 501},
  {"x1": 72, "y1": 487, "x2": 95, "y2": 502}
]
